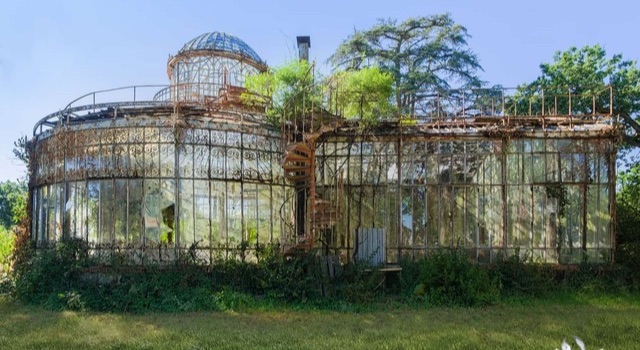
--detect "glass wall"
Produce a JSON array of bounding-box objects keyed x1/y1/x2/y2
[
  {"x1": 316, "y1": 136, "x2": 615, "y2": 263},
  {"x1": 168, "y1": 55, "x2": 263, "y2": 103},
  {"x1": 31, "y1": 119, "x2": 294, "y2": 261}
]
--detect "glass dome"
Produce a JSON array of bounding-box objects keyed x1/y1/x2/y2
[
  {"x1": 163, "y1": 31, "x2": 268, "y2": 104},
  {"x1": 179, "y1": 32, "x2": 265, "y2": 65}
]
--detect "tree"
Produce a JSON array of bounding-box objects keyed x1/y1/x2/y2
[
  {"x1": 243, "y1": 59, "x2": 321, "y2": 126},
  {"x1": 244, "y1": 61, "x2": 394, "y2": 125},
  {"x1": 517, "y1": 45, "x2": 640, "y2": 149},
  {"x1": 329, "y1": 15, "x2": 483, "y2": 116},
  {"x1": 13, "y1": 135, "x2": 29, "y2": 165},
  {"x1": 0, "y1": 180, "x2": 27, "y2": 229},
  {"x1": 332, "y1": 66, "x2": 394, "y2": 123}
]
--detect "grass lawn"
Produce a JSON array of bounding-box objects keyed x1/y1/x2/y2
[{"x1": 0, "y1": 294, "x2": 639, "y2": 349}]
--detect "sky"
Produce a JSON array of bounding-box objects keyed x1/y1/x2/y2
[{"x1": 0, "y1": 0, "x2": 638, "y2": 181}]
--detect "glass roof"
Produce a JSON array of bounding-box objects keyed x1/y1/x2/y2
[{"x1": 179, "y1": 32, "x2": 265, "y2": 64}]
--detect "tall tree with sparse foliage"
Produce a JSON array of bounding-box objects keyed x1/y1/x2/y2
[{"x1": 329, "y1": 15, "x2": 483, "y2": 116}]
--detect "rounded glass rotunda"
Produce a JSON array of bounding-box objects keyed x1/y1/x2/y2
[
  {"x1": 156, "y1": 32, "x2": 268, "y2": 104},
  {"x1": 29, "y1": 32, "x2": 293, "y2": 262}
]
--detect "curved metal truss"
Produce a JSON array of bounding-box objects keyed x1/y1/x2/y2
[{"x1": 179, "y1": 32, "x2": 266, "y2": 65}]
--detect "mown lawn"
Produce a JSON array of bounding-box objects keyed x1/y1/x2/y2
[{"x1": 0, "y1": 294, "x2": 638, "y2": 349}]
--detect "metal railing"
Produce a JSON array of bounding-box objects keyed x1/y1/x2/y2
[
  {"x1": 278, "y1": 84, "x2": 616, "y2": 144},
  {"x1": 153, "y1": 82, "x2": 227, "y2": 103},
  {"x1": 34, "y1": 85, "x2": 170, "y2": 136}
]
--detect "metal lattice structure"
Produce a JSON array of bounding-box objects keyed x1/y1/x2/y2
[
  {"x1": 28, "y1": 32, "x2": 621, "y2": 265},
  {"x1": 29, "y1": 33, "x2": 292, "y2": 263},
  {"x1": 155, "y1": 32, "x2": 267, "y2": 105},
  {"x1": 280, "y1": 85, "x2": 619, "y2": 264}
]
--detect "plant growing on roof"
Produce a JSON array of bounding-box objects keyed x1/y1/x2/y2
[
  {"x1": 330, "y1": 66, "x2": 395, "y2": 124},
  {"x1": 243, "y1": 59, "x2": 322, "y2": 126}
]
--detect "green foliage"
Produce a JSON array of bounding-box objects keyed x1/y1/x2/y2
[
  {"x1": 8, "y1": 234, "x2": 638, "y2": 312},
  {"x1": 615, "y1": 163, "x2": 640, "y2": 286},
  {"x1": 11, "y1": 238, "x2": 325, "y2": 311},
  {"x1": 401, "y1": 249, "x2": 500, "y2": 307},
  {"x1": 618, "y1": 163, "x2": 640, "y2": 213},
  {"x1": 517, "y1": 44, "x2": 640, "y2": 150},
  {"x1": 493, "y1": 253, "x2": 555, "y2": 298},
  {"x1": 243, "y1": 59, "x2": 321, "y2": 125},
  {"x1": 0, "y1": 180, "x2": 27, "y2": 229},
  {"x1": 0, "y1": 227, "x2": 13, "y2": 273},
  {"x1": 329, "y1": 15, "x2": 483, "y2": 115},
  {"x1": 332, "y1": 67, "x2": 395, "y2": 123},
  {"x1": 245, "y1": 61, "x2": 395, "y2": 125},
  {"x1": 12, "y1": 135, "x2": 29, "y2": 165}
]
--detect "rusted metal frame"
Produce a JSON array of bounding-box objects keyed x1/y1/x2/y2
[
  {"x1": 208, "y1": 132, "x2": 214, "y2": 264},
  {"x1": 240, "y1": 133, "x2": 245, "y2": 250},
  {"x1": 345, "y1": 140, "x2": 352, "y2": 258},
  {"x1": 405, "y1": 146, "x2": 414, "y2": 258},
  {"x1": 191, "y1": 155, "x2": 197, "y2": 251},
  {"x1": 358, "y1": 139, "x2": 364, "y2": 247},
  {"x1": 609, "y1": 86, "x2": 614, "y2": 116},
  {"x1": 334, "y1": 146, "x2": 339, "y2": 251},
  {"x1": 61, "y1": 135, "x2": 69, "y2": 241},
  {"x1": 396, "y1": 128, "x2": 403, "y2": 259},
  {"x1": 529, "y1": 150, "x2": 535, "y2": 254},
  {"x1": 172, "y1": 128, "x2": 180, "y2": 255},
  {"x1": 581, "y1": 152, "x2": 589, "y2": 262},
  {"x1": 609, "y1": 148, "x2": 617, "y2": 263},
  {"x1": 308, "y1": 141, "x2": 316, "y2": 248},
  {"x1": 167, "y1": 50, "x2": 267, "y2": 78},
  {"x1": 501, "y1": 138, "x2": 508, "y2": 255},
  {"x1": 424, "y1": 142, "x2": 429, "y2": 254},
  {"x1": 269, "y1": 149, "x2": 274, "y2": 244}
]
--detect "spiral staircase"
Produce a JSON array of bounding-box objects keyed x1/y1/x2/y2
[{"x1": 281, "y1": 122, "x2": 343, "y2": 255}]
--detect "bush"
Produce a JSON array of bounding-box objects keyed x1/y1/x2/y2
[
  {"x1": 402, "y1": 249, "x2": 500, "y2": 307},
  {"x1": 0, "y1": 226, "x2": 12, "y2": 272},
  {"x1": 9, "y1": 234, "x2": 638, "y2": 312},
  {"x1": 11, "y1": 238, "x2": 333, "y2": 312},
  {"x1": 616, "y1": 201, "x2": 640, "y2": 288},
  {"x1": 492, "y1": 252, "x2": 555, "y2": 298}
]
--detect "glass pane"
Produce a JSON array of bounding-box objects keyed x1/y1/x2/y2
[
  {"x1": 87, "y1": 181, "x2": 99, "y2": 243},
  {"x1": 128, "y1": 180, "x2": 143, "y2": 244},
  {"x1": 100, "y1": 180, "x2": 115, "y2": 243},
  {"x1": 194, "y1": 180, "x2": 211, "y2": 247},
  {"x1": 114, "y1": 179, "x2": 128, "y2": 244}
]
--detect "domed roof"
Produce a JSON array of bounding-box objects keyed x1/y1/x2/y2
[{"x1": 179, "y1": 32, "x2": 265, "y2": 64}]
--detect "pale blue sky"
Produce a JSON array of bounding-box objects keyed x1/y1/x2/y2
[{"x1": 1, "y1": 0, "x2": 638, "y2": 181}]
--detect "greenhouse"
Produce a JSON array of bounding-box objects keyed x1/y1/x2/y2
[
  {"x1": 28, "y1": 31, "x2": 619, "y2": 264},
  {"x1": 30, "y1": 32, "x2": 293, "y2": 263}
]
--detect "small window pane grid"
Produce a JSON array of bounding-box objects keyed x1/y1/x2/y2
[
  {"x1": 167, "y1": 55, "x2": 262, "y2": 103},
  {"x1": 31, "y1": 119, "x2": 294, "y2": 264},
  {"x1": 315, "y1": 137, "x2": 615, "y2": 264},
  {"x1": 31, "y1": 117, "x2": 615, "y2": 265}
]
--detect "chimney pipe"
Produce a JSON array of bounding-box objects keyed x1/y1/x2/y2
[{"x1": 296, "y1": 36, "x2": 311, "y2": 62}]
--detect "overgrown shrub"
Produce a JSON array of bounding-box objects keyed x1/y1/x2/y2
[
  {"x1": 11, "y1": 237, "x2": 335, "y2": 312},
  {"x1": 9, "y1": 233, "x2": 638, "y2": 312},
  {"x1": 402, "y1": 249, "x2": 500, "y2": 307},
  {"x1": 616, "y1": 201, "x2": 640, "y2": 289},
  {"x1": 12, "y1": 239, "x2": 91, "y2": 307},
  {"x1": 0, "y1": 226, "x2": 13, "y2": 272},
  {"x1": 492, "y1": 252, "x2": 555, "y2": 298}
]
